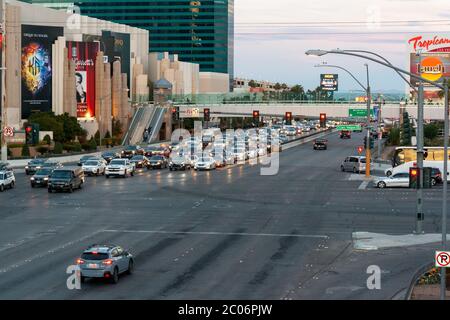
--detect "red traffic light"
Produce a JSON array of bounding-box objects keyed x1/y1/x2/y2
[
  {"x1": 171, "y1": 107, "x2": 177, "y2": 113},
  {"x1": 285, "y1": 112, "x2": 292, "y2": 119},
  {"x1": 357, "y1": 146, "x2": 364, "y2": 154},
  {"x1": 253, "y1": 110, "x2": 260, "y2": 118},
  {"x1": 320, "y1": 113, "x2": 326, "y2": 120},
  {"x1": 26, "y1": 126, "x2": 32, "y2": 133},
  {"x1": 410, "y1": 169, "x2": 418, "y2": 177}
]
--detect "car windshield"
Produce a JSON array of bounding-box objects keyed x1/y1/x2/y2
[
  {"x1": 131, "y1": 156, "x2": 144, "y2": 160},
  {"x1": 151, "y1": 156, "x2": 164, "y2": 160},
  {"x1": 51, "y1": 171, "x2": 72, "y2": 179},
  {"x1": 30, "y1": 159, "x2": 46, "y2": 165},
  {"x1": 81, "y1": 252, "x2": 109, "y2": 261},
  {"x1": 84, "y1": 161, "x2": 98, "y2": 166},
  {"x1": 110, "y1": 160, "x2": 126, "y2": 165},
  {"x1": 125, "y1": 146, "x2": 138, "y2": 151},
  {"x1": 81, "y1": 156, "x2": 94, "y2": 161},
  {"x1": 35, "y1": 168, "x2": 53, "y2": 175}
]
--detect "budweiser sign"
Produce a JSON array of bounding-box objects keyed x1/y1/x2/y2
[{"x1": 408, "y1": 35, "x2": 450, "y2": 52}]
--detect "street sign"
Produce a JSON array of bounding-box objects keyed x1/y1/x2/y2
[
  {"x1": 349, "y1": 109, "x2": 375, "y2": 118},
  {"x1": 336, "y1": 125, "x2": 362, "y2": 131},
  {"x1": 435, "y1": 251, "x2": 450, "y2": 267},
  {"x1": 3, "y1": 126, "x2": 13, "y2": 137}
]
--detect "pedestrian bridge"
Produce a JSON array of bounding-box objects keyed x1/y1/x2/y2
[{"x1": 176, "y1": 101, "x2": 447, "y2": 121}]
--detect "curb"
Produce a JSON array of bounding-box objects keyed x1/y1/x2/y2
[{"x1": 405, "y1": 261, "x2": 434, "y2": 300}]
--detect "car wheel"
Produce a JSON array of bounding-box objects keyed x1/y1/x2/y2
[
  {"x1": 124, "y1": 170, "x2": 127, "y2": 178},
  {"x1": 79, "y1": 182, "x2": 83, "y2": 190},
  {"x1": 353, "y1": 167, "x2": 357, "y2": 173},
  {"x1": 68, "y1": 185, "x2": 73, "y2": 193},
  {"x1": 80, "y1": 276, "x2": 86, "y2": 283},
  {"x1": 432, "y1": 178, "x2": 437, "y2": 186},
  {"x1": 377, "y1": 181, "x2": 386, "y2": 189},
  {"x1": 169, "y1": 168, "x2": 173, "y2": 171},
  {"x1": 341, "y1": 166, "x2": 345, "y2": 172},
  {"x1": 111, "y1": 267, "x2": 119, "y2": 284},
  {"x1": 0, "y1": 184, "x2": 4, "y2": 192},
  {"x1": 48, "y1": 188, "x2": 52, "y2": 193},
  {"x1": 386, "y1": 170, "x2": 392, "y2": 177},
  {"x1": 10, "y1": 181, "x2": 14, "y2": 189},
  {"x1": 126, "y1": 260, "x2": 134, "y2": 275},
  {"x1": 106, "y1": 175, "x2": 110, "y2": 179},
  {"x1": 31, "y1": 183, "x2": 35, "y2": 188},
  {"x1": 131, "y1": 170, "x2": 134, "y2": 176}
]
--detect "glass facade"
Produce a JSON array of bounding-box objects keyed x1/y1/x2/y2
[{"x1": 26, "y1": 0, "x2": 234, "y2": 85}]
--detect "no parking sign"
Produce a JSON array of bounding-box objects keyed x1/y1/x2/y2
[{"x1": 435, "y1": 251, "x2": 450, "y2": 267}]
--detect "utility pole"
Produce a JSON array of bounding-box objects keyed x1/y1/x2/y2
[
  {"x1": 440, "y1": 80, "x2": 449, "y2": 300},
  {"x1": 0, "y1": 0, "x2": 6, "y2": 163},
  {"x1": 416, "y1": 52, "x2": 424, "y2": 234},
  {"x1": 365, "y1": 64, "x2": 372, "y2": 178},
  {"x1": 377, "y1": 95, "x2": 382, "y2": 159}
]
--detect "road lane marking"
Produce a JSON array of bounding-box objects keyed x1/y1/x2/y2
[
  {"x1": 358, "y1": 181, "x2": 370, "y2": 190},
  {"x1": 102, "y1": 229, "x2": 329, "y2": 239},
  {"x1": 0, "y1": 230, "x2": 102, "y2": 274}
]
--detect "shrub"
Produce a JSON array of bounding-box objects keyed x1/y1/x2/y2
[
  {"x1": 53, "y1": 142, "x2": 63, "y2": 154},
  {"x1": 72, "y1": 142, "x2": 82, "y2": 152},
  {"x1": 424, "y1": 124, "x2": 439, "y2": 140},
  {"x1": 43, "y1": 134, "x2": 51, "y2": 145},
  {"x1": 21, "y1": 144, "x2": 30, "y2": 157},
  {"x1": 36, "y1": 146, "x2": 48, "y2": 155},
  {"x1": 89, "y1": 138, "x2": 97, "y2": 151},
  {"x1": 387, "y1": 127, "x2": 400, "y2": 146}
]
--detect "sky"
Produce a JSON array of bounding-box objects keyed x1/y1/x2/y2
[{"x1": 234, "y1": 0, "x2": 450, "y2": 92}]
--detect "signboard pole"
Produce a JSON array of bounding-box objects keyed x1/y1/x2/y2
[
  {"x1": 441, "y1": 81, "x2": 449, "y2": 300},
  {"x1": 416, "y1": 52, "x2": 424, "y2": 235},
  {"x1": 365, "y1": 64, "x2": 372, "y2": 178},
  {"x1": 1, "y1": 0, "x2": 6, "y2": 163}
]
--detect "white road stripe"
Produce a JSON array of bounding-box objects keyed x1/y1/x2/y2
[
  {"x1": 102, "y1": 229, "x2": 329, "y2": 239},
  {"x1": 358, "y1": 181, "x2": 370, "y2": 190}
]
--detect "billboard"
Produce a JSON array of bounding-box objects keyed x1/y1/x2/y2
[
  {"x1": 67, "y1": 41, "x2": 99, "y2": 118},
  {"x1": 102, "y1": 31, "x2": 131, "y2": 96},
  {"x1": 409, "y1": 52, "x2": 450, "y2": 87},
  {"x1": 320, "y1": 74, "x2": 338, "y2": 91},
  {"x1": 21, "y1": 25, "x2": 63, "y2": 119}
]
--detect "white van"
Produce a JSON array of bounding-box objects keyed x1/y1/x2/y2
[{"x1": 385, "y1": 160, "x2": 450, "y2": 178}]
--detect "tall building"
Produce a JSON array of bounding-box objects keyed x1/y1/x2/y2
[{"x1": 25, "y1": 0, "x2": 234, "y2": 89}]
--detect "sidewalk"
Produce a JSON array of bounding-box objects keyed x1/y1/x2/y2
[{"x1": 411, "y1": 284, "x2": 450, "y2": 300}]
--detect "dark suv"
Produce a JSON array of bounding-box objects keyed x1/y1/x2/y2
[
  {"x1": 340, "y1": 130, "x2": 351, "y2": 139},
  {"x1": 431, "y1": 168, "x2": 443, "y2": 186},
  {"x1": 48, "y1": 167, "x2": 84, "y2": 193}
]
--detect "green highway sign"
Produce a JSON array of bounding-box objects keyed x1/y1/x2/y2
[
  {"x1": 349, "y1": 109, "x2": 375, "y2": 118},
  {"x1": 337, "y1": 125, "x2": 362, "y2": 131}
]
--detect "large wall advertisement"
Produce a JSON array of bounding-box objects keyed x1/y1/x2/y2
[
  {"x1": 102, "y1": 31, "x2": 131, "y2": 96},
  {"x1": 67, "y1": 41, "x2": 99, "y2": 118},
  {"x1": 21, "y1": 25, "x2": 63, "y2": 119}
]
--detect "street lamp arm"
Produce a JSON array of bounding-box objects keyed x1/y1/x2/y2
[
  {"x1": 327, "y1": 50, "x2": 444, "y2": 89},
  {"x1": 343, "y1": 49, "x2": 417, "y2": 92},
  {"x1": 315, "y1": 64, "x2": 367, "y2": 91}
]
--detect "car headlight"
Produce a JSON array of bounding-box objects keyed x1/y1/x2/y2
[
  {"x1": 30, "y1": 177, "x2": 35, "y2": 181},
  {"x1": 44, "y1": 177, "x2": 48, "y2": 181},
  {"x1": 25, "y1": 166, "x2": 29, "y2": 169}
]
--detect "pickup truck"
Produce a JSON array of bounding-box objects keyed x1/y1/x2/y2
[{"x1": 105, "y1": 158, "x2": 135, "y2": 178}]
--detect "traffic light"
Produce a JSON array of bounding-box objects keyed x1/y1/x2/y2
[
  {"x1": 253, "y1": 110, "x2": 260, "y2": 126},
  {"x1": 423, "y1": 167, "x2": 432, "y2": 189},
  {"x1": 363, "y1": 136, "x2": 374, "y2": 149},
  {"x1": 320, "y1": 113, "x2": 326, "y2": 128},
  {"x1": 409, "y1": 167, "x2": 419, "y2": 189},
  {"x1": 25, "y1": 125, "x2": 33, "y2": 145},
  {"x1": 171, "y1": 107, "x2": 179, "y2": 121},
  {"x1": 285, "y1": 112, "x2": 292, "y2": 125},
  {"x1": 402, "y1": 112, "x2": 411, "y2": 145},
  {"x1": 204, "y1": 108, "x2": 210, "y2": 122},
  {"x1": 357, "y1": 146, "x2": 364, "y2": 154}
]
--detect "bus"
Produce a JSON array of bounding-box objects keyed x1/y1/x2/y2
[{"x1": 392, "y1": 146, "x2": 450, "y2": 167}]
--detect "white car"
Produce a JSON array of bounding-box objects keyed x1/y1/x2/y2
[
  {"x1": 374, "y1": 172, "x2": 410, "y2": 188},
  {"x1": 82, "y1": 159, "x2": 107, "y2": 176},
  {"x1": 232, "y1": 148, "x2": 247, "y2": 162},
  {"x1": 0, "y1": 170, "x2": 15, "y2": 192},
  {"x1": 105, "y1": 159, "x2": 135, "y2": 178},
  {"x1": 194, "y1": 157, "x2": 216, "y2": 171}
]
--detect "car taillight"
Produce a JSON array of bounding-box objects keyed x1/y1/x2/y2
[
  {"x1": 103, "y1": 259, "x2": 113, "y2": 265},
  {"x1": 76, "y1": 258, "x2": 85, "y2": 265}
]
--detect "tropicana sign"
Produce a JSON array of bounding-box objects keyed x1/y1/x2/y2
[{"x1": 409, "y1": 35, "x2": 450, "y2": 52}]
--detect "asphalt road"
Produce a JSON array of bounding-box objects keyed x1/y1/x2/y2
[{"x1": 0, "y1": 131, "x2": 447, "y2": 299}]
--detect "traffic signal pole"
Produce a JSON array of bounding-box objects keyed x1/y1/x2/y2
[
  {"x1": 416, "y1": 52, "x2": 424, "y2": 234},
  {"x1": 365, "y1": 64, "x2": 371, "y2": 178},
  {"x1": 0, "y1": 0, "x2": 6, "y2": 163}
]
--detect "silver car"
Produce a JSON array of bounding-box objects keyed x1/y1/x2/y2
[{"x1": 77, "y1": 245, "x2": 134, "y2": 284}]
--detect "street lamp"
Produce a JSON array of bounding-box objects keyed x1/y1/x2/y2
[
  {"x1": 306, "y1": 48, "x2": 449, "y2": 300},
  {"x1": 315, "y1": 62, "x2": 372, "y2": 178}
]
